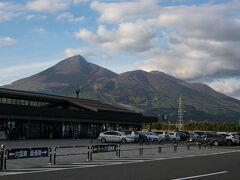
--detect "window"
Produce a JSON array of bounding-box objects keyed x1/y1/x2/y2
[
  {"x1": 112, "y1": 132, "x2": 120, "y2": 136},
  {"x1": 6, "y1": 98, "x2": 11, "y2": 104}
]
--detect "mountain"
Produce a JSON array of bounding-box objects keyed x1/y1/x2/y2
[
  {"x1": 4, "y1": 55, "x2": 240, "y2": 121},
  {"x1": 4, "y1": 55, "x2": 117, "y2": 95}
]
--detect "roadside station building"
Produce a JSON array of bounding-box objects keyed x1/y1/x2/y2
[{"x1": 0, "y1": 88, "x2": 157, "y2": 140}]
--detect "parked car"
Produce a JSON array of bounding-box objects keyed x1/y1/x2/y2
[
  {"x1": 189, "y1": 132, "x2": 199, "y2": 142},
  {"x1": 153, "y1": 131, "x2": 169, "y2": 141},
  {"x1": 98, "y1": 131, "x2": 134, "y2": 143},
  {"x1": 200, "y1": 133, "x2": 226, "y2": 146},
  {"x1": 146, "y1": 132, "x2": 162, "y2": 142},
  {"x1": 122, "y1": 130, "x2": 139, "y2": 142},
  {"x1": 178, "y1": 131, "x2": 191, "y2": 140},
  {"x1": 193, "y1": 131, "x2": 204, "y2": 137},
  {"x1": 216, "y1": 132, "x2": 239, "y2": 146},
  {"x1": 137, "y1": 131, "x2": 149, "y2": 142},
  {"x1": 167, "y1": 132, "x2": 181, "y2": 141},
  {"x1": 175, "y1": 131, "x2": 190, "y2": 141},
  {"x1": 139, "y1": 132, "x2": 153, "y2": 142}
]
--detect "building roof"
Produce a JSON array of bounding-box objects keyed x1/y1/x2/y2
[{"x1": 0, "y1": 88, "x2": 137, "y2": 114}]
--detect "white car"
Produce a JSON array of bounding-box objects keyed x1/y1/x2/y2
[
  {"x1": 167, "y1": 132, "x2": 181, "y2": 141},
  {"x1": 217, "y1": 132, "x2": 239, "y2": 145},
  {"x1": 147, "y1": 132, "x2": 162, "y2": 142},
  {"x1": 98, "y1": 131, "x2": 134, "y2": 143},
  {"x1": 140, "y1": 132, "x2": 160, "y2": 142},
  {"x1": 153, "y1": 131, "x2": 168, "y2": 141}
]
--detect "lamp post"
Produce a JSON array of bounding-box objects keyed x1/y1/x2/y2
[{"x1": 76, "y1": 89, "x2": 80, "y2": 99}]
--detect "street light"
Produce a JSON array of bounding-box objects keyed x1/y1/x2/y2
[{"x1": 76, "y1": 89, "x2": 80, "y2": 99}]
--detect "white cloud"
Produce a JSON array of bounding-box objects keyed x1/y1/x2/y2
[
  {"x1": 73, "y1": 0, "x2": 91, "y2": 4},
  {"x1": 75, "y1": 23, "x2": 157, "y2": 53},
  {"x1": 64, "y1": 48, "x2": 96, "y2": 59},
  {"x1": 31, "y1": 28, "x2": 46, "y2": 33},
  {"x1": 0, "y1": 61, "x2": 58, "y2": 86},
  {"x1": 86, "y1": 0, "x2": 240, "y2": 80},
  {"x1": 0, "y1": 2, "x2": 23, "y2": 22},
  {"x1": 0, "y1": 37, "x2": 16, "y2": 46},
  {"x1": 206, "y1": 78, "x2": 240, "y2": 99},
  {"x1": 90, "y1": 0, "x2": 160, "y2": 23},
  {"x1": 57, "y1": 12, "x2": 85, "y2": 23},
  {"x1": 26, "y1": 0, "x2": 70, "y2": 13},
  {"x1": 64, "y1": 47, "x2": 112, "y2": 61},
  {"x1": 25, "y1": 14, "x2": 47, "y2": 20}
]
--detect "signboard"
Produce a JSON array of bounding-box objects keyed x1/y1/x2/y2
[
  {"x1": 7, "y1": 147, "x2": 49, "y2": 159},
  {"x1": 92, "y1": 144, "x2": 117, "y2": 153}
]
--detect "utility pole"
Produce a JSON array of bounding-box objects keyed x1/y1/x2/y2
[{"x1": 177, "y1": 96, "x2": 184, "y2": 131}]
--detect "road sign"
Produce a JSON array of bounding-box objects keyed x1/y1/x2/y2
[
  {"x1": 92, "y1": 144, "x2": 117, "y2": 153},
  {"x1": 7, "y1": 147, "x2": 49, "y2": 159}
]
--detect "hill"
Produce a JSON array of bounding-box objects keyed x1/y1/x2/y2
[{"x1": 4, "y1": 55, "x2": 240, "y2": 121}]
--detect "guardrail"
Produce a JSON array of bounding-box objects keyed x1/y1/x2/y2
[
  {"x1": 53, "y1": 145, "x2": 89, "y2": 164},
  {"x1": 0, "y1": 142, "x2": 214, "y2": 171},
  {"x1": 1, "y1": 145, "x2": 52, "y2": 170}
]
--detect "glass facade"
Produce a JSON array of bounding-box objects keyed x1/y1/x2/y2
[
  {"x1": 0, "y1": 119, "x2": 140, "y2": 140},
  {"x1": 0, "y1": 91, "x2": 149, "y2": 140}
]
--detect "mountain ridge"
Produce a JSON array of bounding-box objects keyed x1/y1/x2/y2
[{"x1": 3, "y1": 55, "x2": 240, "y2": 121}]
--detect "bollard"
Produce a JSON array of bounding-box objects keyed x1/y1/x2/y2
[
  {"x1": 210, "y1": 143, "x2": 213, "y2": 150},
  {"x1": 49, "y1": 148, "x2": 52, "y2": 165},
  {"x1": 0, "y1": 144, "x2": 5, "y2": 171},
  {"x1": 4, "y1": 149, "x2": 9, "y2": 170},
  {"x1": 115, "y1": 145, "x2": 118, "y2": 157},
  {"x1": 208, "y1": 141, "x2": 213, "y2": 150},
  {"x1": 173, "y1": 143, "x2": 178, "y2": 152},
  {"x1": 187, "y1": 142, "x2": 191, "y2": 151},
  {"x1": 53, "y1": 147, "x2": 58, "y2": 165},
  {"x1": 116, "y1": 145, "x2": 121, "y2": 158},
  {"x1": 87, "y1": 146, "x2": 93, "y2": 161},
  {"x1": 87, "y1": 146, "x2": 90, "y2": 161},
  {"x1": 90, "y1": 146, "x2": 93, "y2": 161},
  {"x1": 139, "y1": 143, "x2": 143, "y2": 156},
  {"x1": 198, "y1": 142, "x2": 201, "y2": 149},
  {"x1": 158, "y1": 145, "x2": 162, "y2": 153}
]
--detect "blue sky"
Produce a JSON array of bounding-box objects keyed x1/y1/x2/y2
[{"x1": 1, "y1": 0, "x2": 240, "y2": 99}]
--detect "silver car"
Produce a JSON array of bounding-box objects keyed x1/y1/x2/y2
[
  {"x1": 122, "y1": 130, "x2": 139, "y2": 142},
  {"x1": 98, "y1": 131, "x2": 134, "y2": 143}
]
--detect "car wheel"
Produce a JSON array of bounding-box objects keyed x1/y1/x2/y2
[
  {"x1": 154, "y1": 138, "x2": 158, "y2": 142},
  {"x1": 101, "y1": 138, "x2": 106, "y2": 143},
  {"x1": 121, "y1": 138, "x2": 127, "y2": 144},
  {"x1": 226, "y1": 140, "x2": 232, "y2": 146},
  {"x1": 213, "y1": 141, "x2": 219, "y2": 146}
]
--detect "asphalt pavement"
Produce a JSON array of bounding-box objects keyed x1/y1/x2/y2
[{"x1": 1, "y1": 149, "x2": 240, "y2": 180}]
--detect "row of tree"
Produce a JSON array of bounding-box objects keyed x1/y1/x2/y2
[{"x1": 147, "y1": 121, "x2": 240, "y2": 132}]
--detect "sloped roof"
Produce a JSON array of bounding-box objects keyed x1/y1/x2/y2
[{"x1": 0, "y1": 88, "x2": 139, "y2": 114}]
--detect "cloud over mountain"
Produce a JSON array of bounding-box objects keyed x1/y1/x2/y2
[{"x1": 73, "y1": 0, "x2": 240, "y2": 99}]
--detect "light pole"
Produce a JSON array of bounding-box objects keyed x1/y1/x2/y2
[{"x1": 76, "y1": 89, "x2": 80, "y2": 99}]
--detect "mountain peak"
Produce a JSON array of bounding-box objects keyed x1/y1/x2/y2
[{"x1": 64, "y1": 55, "x2": 87, "y2": 63}]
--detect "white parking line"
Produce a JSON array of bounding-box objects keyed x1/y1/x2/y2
[{"x1": 172, "y1": 171, "x2": 228, "y2": 180}]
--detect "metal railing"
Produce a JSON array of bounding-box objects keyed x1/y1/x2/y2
[{"x1": 0, "y1": 141, "x2": 214, "y2": 171}]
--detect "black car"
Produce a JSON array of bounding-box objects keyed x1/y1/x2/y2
[
  {"x1": 175, "y1": 131, "x2": 190, "y2": 141},
  {"x1": 194, "y1": 131, "x2": 207, "y2": 137},
  {"x1": 200, "y1": 133, "x2": 226, "y2": 146}
]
